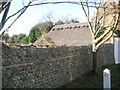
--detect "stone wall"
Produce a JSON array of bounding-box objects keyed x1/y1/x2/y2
[{"x1": 2, "y1": 44, "x2": 114, "y2": 88}]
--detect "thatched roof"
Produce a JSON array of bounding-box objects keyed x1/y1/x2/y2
[{"x1": 33, "y1": 23, "x2": 92, "y2": 47}]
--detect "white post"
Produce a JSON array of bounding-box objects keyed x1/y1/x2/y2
[
  {"x1": 103, "y1": 68, "x2": 111, "y2": 89},
  {"x1": 114, "y1": 37, "x2": 120, "y2": 64}
]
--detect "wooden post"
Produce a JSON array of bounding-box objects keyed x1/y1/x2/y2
[{"x1": 103, "y1": 68, "x2": 111, "y2": 89}]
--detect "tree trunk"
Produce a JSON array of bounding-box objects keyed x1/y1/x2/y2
[{"x1": 93, "y1": 51, "x2": 98, "y2": 74}]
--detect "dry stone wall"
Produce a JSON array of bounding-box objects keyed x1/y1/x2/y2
[{"x1": 2, "y1": 43, "x2": 114, "y2": 88}]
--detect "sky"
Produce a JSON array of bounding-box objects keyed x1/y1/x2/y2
[{"x1": 1, "y1": 0, "x2": 96, "y2": 36}]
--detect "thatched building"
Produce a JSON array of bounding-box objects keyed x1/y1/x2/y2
[{"x1": 33, "y1": 23, "x2": 92, "y2": 47}]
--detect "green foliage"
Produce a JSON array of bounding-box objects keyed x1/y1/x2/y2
[
  {"x1": 21, "y1": 36, "x2": 30, "y2": 44},
  {"x1": 37, "y1": 21, "x2": 54, "y2": 33},
  {"x1": 55, "y1": 19, "x2": 79, "y2": 26},
  {"x1": 29, "y1": 26, "x2": 42, "y2": 43},
  {"x1": 65, "y1": 19, "x2": 79, "y2": 24},
  {"x1": 9, "y1": 35, "x2": 18, "y2": 43},
  {"x1": 17, "y1": 33, "x2": 26, "y2": 41},
  {"x1": 28, "y1": 22, "x2": 53, "y2": 43},
  {"x1": 8, "y1": 33, "x2": 26, "y2": 43},
  {"x1": 55, "y1": 20, "x2": 64, "y2": 25},
  {"x1": 55, "y1": 19, "x2": 79, "y2": 25}
]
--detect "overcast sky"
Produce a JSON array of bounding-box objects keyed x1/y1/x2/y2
[{"x1": 1, "y1": 0, "x2": 97, "y2": 36}]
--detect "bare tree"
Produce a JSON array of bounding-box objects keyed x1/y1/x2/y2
[
  {"x1": 80, "y1": 0, "x2": 120, "y2": 73},
  {"x1": 0, "y1": 0, "x2": 106, "y2": 36}
]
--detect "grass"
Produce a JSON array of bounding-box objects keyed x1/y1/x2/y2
[{"x1": 60, "y1": 64, "x2": 120, "y2": 89}]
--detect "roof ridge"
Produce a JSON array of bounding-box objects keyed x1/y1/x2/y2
[{"x1": 51, "y1": 22, "x2": 89, "y2": 31}]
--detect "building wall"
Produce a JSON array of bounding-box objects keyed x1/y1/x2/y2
[{"x1": 2, "y1": 44, "x2": 114, "y2": 88}]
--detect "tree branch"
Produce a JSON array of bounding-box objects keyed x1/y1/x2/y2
[
  {"x1": 93, "y1": 8, "x2": 99, "y2": 33},
  {"x1": 2, "y1": 2, "x2": 11, "y2": 26},
  {"x1": 0, "y1": 2, "x2": 32, "y2": 36},
  {"x1": 94, "y1": 30, "x2": 114, "y2": 52},
  {"x1": 80, "y1": 1, "x2": 94, "y2": 39},
  {"x1": 0, "y1": 2, "x2": 7, "y2": 13},
  {"x1": 0, "y1": 2, "x2": 11, "y2": 32},
  {"x1": 0, "y1": 1, "x2": 101, "y2": 36},
  {"x1": 95, "y1": 11, "x2": 119, "y2": 44},
  {"x1": 29, "y1": 1, "x2": 100, "y2": 7}
]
